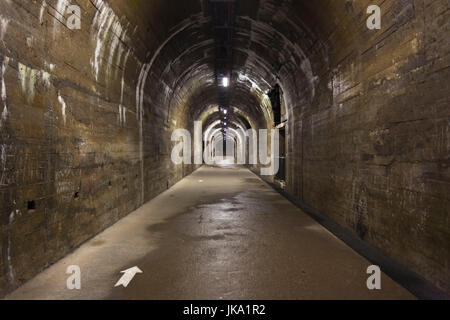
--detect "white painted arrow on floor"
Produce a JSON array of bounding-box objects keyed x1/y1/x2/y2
[{"x1": 114, "y1": 266, "x2": 143, "y2": 288}]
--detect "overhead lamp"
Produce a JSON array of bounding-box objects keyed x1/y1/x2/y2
[{"x1": 222, "y1": 77, "x2": 229, "y2": 87}]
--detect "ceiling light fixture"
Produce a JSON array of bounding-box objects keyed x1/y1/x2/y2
[{"x1": 222, "y1": 77, "x2": 229, "y2": 87}]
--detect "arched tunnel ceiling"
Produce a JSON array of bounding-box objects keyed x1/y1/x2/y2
[
  {"x1": 125, "y1": 0, "x2": 340, "y2": 130},
  {"x1": 186, "y1": 83, "x2": 269, "y2": 128}
]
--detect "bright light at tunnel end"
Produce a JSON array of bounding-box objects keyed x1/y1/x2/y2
[{"x1": 222, "y1": 77, "x2": 229, "y2": 87}]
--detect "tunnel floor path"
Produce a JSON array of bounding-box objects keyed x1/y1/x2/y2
[{"x1": 6, "y1": 166, "x2": 415, "y2": 300}]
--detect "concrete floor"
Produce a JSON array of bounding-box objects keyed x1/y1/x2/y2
[{"x1": 6, "y1": 165, "x2": 415, "y2": 300}]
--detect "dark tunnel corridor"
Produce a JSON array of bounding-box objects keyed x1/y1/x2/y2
[{"x1": 0, "y1": 0, "x2": 449, "y2": 301}]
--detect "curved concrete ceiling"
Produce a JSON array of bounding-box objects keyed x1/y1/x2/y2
[{"x1": 114, "y1": 0, "x2": 345, "y2": 131}]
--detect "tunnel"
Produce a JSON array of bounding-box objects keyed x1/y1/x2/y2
[{"x1": 0, "y1": 0, "x2": 449, "y2": 301}]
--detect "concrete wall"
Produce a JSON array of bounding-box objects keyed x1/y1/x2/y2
[
  {"x1": 0, "y1": 0, "x2": 198, "y2": 296},
  {"x1": 283, "y1": 0, "x2": 449, "y2": 292}
]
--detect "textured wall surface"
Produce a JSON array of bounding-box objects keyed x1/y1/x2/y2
[
  {"x1": 0, "y1": 0, "x2": 201, "y2": 295},
  {"x1": 283, "y1": 0, "x2": 449, "y2": 293},
  {"x1": 0, "y1": 0, "x2": 448, "y2": 297}
]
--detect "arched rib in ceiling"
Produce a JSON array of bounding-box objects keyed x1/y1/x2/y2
[{"x1": 134, "y1": 0, "x2": 331, "y2": 131}]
